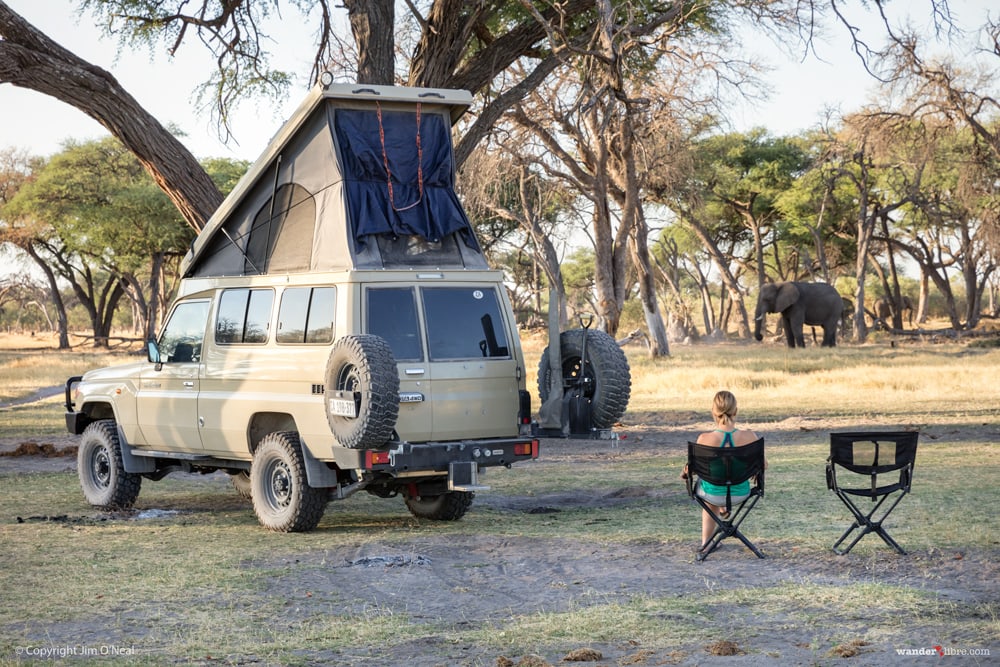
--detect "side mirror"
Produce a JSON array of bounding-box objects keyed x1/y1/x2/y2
[{"x1": 147, "y1": 340, "x2": 163, "y2": 370}]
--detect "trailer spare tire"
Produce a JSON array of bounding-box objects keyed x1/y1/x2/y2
[
  {"x1": 325, "y1": 334, "x2": 399, "y2": 448},
  {"x1": 537, "y1": 328, "x2": 631, "y2": 429}
]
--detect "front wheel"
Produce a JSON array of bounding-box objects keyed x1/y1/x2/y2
[
  {"x1": 250, "y1": 432, "x2": 327, "y2": 532},
  {"x1": 404, "y1": 491, "x2": 474, "y2": 521},
  {"x1": 78, "y1": 420, "x2": 142, "y2": 510}
]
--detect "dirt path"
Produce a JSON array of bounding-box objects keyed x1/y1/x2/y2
[{"x1": 0, "y1": 385, "x2": 63, "y2": 409}]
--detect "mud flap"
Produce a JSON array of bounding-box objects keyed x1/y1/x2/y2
[
  {"x1": 117, "y1": 425, "x2": 156, "y2": 474},
  {"x1": 301, "y1": 441, "x2": 340, "y2": 488}
]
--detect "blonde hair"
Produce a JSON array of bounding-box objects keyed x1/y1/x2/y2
[{"x1": 712, "y1": 390, "x2": 738, "y2": 426}]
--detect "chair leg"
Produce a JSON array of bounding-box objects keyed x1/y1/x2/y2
[
  {"x1": 694, "y1": 494, "x2": 764, "y2": 561},
  {"x1": 832, "y1": 491, "x2": 908, "y2": 555}
]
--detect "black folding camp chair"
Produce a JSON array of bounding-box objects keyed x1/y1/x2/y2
[
  {"x1": 826, "y1": 431, "x2": 919, "y2": 555},
  {"x1": 685, "y1": 438, "x2": 766, "y2": 561}
]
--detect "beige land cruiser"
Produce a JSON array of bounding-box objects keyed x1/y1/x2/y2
[{"x1": 64, "y1": 82, "x2": 539, "y2": 532}]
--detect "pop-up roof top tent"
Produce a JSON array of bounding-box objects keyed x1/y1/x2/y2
[{"x1": 181, "y1": 83, "x2": 487, "y2": 278}]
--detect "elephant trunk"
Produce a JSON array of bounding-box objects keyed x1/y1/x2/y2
[{"x1": 753, "y1": 309, "x2": 765, "y2": 342}]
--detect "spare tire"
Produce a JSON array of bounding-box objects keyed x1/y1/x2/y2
[
  {"x1": 325, "y1": 334, "x2": 399, "y2": 448},
  {"x1": 537, "y1": 328, "x2": 631, "y2": 429}
]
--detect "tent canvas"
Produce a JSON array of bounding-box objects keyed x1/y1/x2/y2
[{"x1": 182, "y1": 83, "x2": 484, "y2": 278}]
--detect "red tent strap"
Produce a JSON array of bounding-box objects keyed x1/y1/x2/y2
[{"x1": 377, "y1": 101, "x2": 424, "y2": 212}]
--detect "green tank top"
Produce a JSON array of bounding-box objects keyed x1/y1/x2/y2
[{"x1": 700, "y1": 430, "x2": 751, "y2": 497}]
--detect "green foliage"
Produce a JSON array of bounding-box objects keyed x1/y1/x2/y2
[
  {"x1": 202, "y1": 157, "x2": 251, "y2": 196},
  {"x1": 7, "y1": 137, "x2": 193, "y2": 270}
]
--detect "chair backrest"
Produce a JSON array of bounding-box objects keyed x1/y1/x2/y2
[
  {"x1": 829, "y1": 431, "x2": 918, "y2": 475},
  {"x1": 687, "y1": 437, "x2": 765, "y2": 487}
]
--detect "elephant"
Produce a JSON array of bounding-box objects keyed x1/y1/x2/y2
[
  {"x1": 754, "y1": 281, "x2": 843, "y2": 348},
  {"x1": 873, "y1": 295, "x2": 914, "y2": 330}
]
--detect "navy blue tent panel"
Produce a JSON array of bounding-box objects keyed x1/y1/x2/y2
[{"x1": 331, "y1": 107, "x2": 475, "y2": 250}]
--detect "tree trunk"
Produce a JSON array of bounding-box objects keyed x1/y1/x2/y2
[
  {"x1": 628, "y1": 224, "x2": 669, "y2": 357},
  {"x1": 343, "y1": 0, "x2": 394, "y2": 85},
  {"x1": 917, "y1": 269, "x2": 930, "y2": 323},
  {"x1": 0, "y1": 3, "x2": 223, "y2": 231},
  {"x1": 24, "y1": 243, "x2": 70, "y2": 349},
  {"x1": 683, "y1": 210, "x2": 751, "y2": 338}
]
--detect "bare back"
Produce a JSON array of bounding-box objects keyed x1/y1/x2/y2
[{"x1": 696, "y1": 428, "x2": 759, "y2": 448}]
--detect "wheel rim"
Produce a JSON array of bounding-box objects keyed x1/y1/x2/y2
[
  {"x1": 91, "y1": 446, "x2": 112, "y2": 489},
  {"x1": 561, "y1": 356, "x2": 595, "y2": 399},
  {"x1": 335, "y1": 363, "x2": 361, "y2": 393},
  {"x1": 264, "y1": 460, "x2": 293, "y2": 510}
]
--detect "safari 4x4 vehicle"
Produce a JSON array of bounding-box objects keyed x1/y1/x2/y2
[{"x1": 64, "y1": 82, "x2": 539, "y2": 532}]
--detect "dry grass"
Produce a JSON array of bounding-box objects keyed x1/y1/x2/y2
[
  {"x1": 2, "y1": 332, "x2": 999, "y2": 664},
  {"x1": 0, "y1": 334, "x2": 140, "y2": 405}
]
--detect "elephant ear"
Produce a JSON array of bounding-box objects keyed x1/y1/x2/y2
[{"x1": 775, "y1": 283, "x2": 800, "y2": 312}]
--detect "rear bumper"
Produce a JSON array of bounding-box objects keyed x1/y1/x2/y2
[{"x1": 362, "y1": 437, "x2": 539, "y2": 473}]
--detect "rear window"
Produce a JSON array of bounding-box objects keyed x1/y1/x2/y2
[
  {"x1": 422, "y1": 288, "x2": 510, "y2": 360},
  {"x1": 367, "y1": 288, "x2": 422, "y2": 361}
]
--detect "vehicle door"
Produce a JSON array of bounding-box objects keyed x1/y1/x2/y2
[
  {"x1": 198, "y1": 287, "x2": 276, "y2": 455},
  {"x1": 136, "y1": 298, "x2": 211, "y2": 451},
  {"x1": 419, "y1": 286, "x2": 521, "y2": 440}
]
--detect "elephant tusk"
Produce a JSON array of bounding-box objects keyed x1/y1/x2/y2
[{"x1": 755, "y1": 314, "x2": 764, "y2": 321}]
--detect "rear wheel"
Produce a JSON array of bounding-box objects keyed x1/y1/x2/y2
[
  {"x1": 78, "y1": 420, "x2": 142, "y2": 510},
  {"x1": 251, "y1": 432, "x2": 326, "y2": 532},
  {"x1": 228, "y1": 470, "x2": 252, "y2": 501},
  {"x1": 404, "y1": 490, "x2": 474, "y2": 521}
]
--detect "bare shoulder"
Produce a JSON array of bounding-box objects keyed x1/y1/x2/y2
[
  {"x1": 735, "y1": 429, "x2": 761, "y2": 446},
  {"x1": 696, "y1": 432, "x2": 721, "y2": 446}
]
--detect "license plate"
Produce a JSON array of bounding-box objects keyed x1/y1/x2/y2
[{"x1": 329, "y1": 398, "x2": 357, "y2": 418}]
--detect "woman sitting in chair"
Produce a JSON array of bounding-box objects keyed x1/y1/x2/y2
[{"x1": 682, "y1": 390, "x2": 764, "y2": 549}]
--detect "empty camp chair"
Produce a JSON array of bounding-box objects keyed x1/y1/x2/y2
[
  {"x1": 686, "y1": 438, "x2": 766, "y2": 561},
  {"x1": 826, "y1": 431, "x2": 919, "y2": 555}
]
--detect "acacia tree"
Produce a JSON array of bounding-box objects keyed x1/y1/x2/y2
[
  {"x1": 821, "y1": 113, "x2": 926, "y2": 343},
  {"x1": 461, "y1": 144, "x2": 573, "y2": 328},
  {"x1": 868, "y1": 14, "x2": 1000, "y2": 326},
  {"x1": 888, "y1": 122, "x2": 998, "y2": 330},
  {"x1": 0, "y1": 146, "x2": 73, "y2": 346},
  {"x1": 5, "y1": 138, "x2": 195, "y2": 344}
]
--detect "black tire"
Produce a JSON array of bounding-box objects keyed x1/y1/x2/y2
[
  {"x1": 325, "y1": 334, "x2": 399, "y2": 449},
  {"x1": 404, "y1": 491, "x2": 475, "y2": 521},
  {"x1": 537, "y1": 328, "x2": 631, "y2": 429},
  {"x1": 77, "y1": 420, "x2": 142, "y2": 510},
  {"x1": 228, "y1": 470, "x2": 253, "y2": 501},
  {"x1": 250, "y1": 432, "x2": 327, "y2": 532}
]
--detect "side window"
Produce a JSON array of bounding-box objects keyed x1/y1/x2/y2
[
  {"x1": 215, "y1": 288, "x2": 274, "y2": 344},
  {"x1": 422, "y1": 287, "x2": 510, "y2": 360},
  {"x1": 277, "y1": 287, "x2": 336, "y2": 344},
  {"x1": 159, "y1": 300, "x2": 211, "y2": 363},
  {"x1": 367, "y1": 288, "x2": 422, "y2": 361}
]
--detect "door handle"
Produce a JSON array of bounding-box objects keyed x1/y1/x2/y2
[
  {"x1": 183, "y1": 381, "x2": 195, "y2": 388},
  {"x1": 404, "y1": 368, "x2": 426, "y2": 376}
]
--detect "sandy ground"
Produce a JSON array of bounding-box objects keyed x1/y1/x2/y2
[{"x1": 1, "y1": 419, "x2": 997, "y2": 666}]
